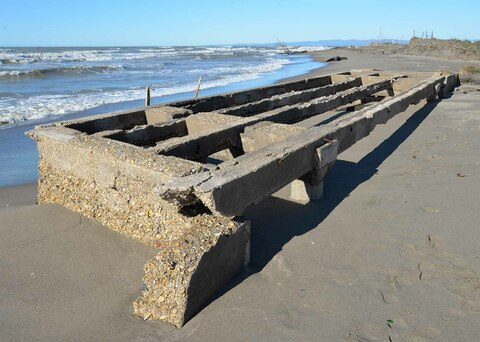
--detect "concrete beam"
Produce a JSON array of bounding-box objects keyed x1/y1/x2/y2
[
  {"x1": 155, "y1": 80, "x2": 393, "y2": 161},
  {"x1": 170, "y1": 75, "x2": 334, "y2": 113},
  {"x1": 105, "y1": 120, "x2": 189, "y2": 147},
  {"x1": 240, "y1": 122, "x2": 306, "y2": 153},
  {"x1": 218, "y1": 78, "x2": 362, "y2": 117},
  {"x1": 185, "y1": 112, "x2": 241, "y2": 134},
  {"x1": 158, "y1": 75, "x2": 446, "y2": 216},
  {"x1": 290, "y1": 139, "x2": 339, "y2": 203},
  {"x1": 63, "y1": 106, "x2": 191, "y2": 135},
  {"x1": 145, "y1": 106, "x2": 192, "y2": 124}
]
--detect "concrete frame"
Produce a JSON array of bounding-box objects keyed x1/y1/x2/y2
[{"x1": 27, "y1": 70, "x2": 459, "y2": 327}]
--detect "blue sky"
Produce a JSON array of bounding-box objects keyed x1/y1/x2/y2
[{"x1": 0, "y1": 0, "x2": 478, "y2": 46}]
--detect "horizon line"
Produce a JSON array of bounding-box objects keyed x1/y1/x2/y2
[{"x1": 0, "y1": 38, "x2": 411, "y2": 49}]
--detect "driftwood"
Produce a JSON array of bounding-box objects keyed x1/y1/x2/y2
[
  {"x1": 277, "y1": 41, "x2": 308, "y2": 55},
  {"x1": 277, "y1": 41, "x2": 293, "y2": 54},
  {"x1": 325, "y1": 56, "x2": 348, "y2": 62}
]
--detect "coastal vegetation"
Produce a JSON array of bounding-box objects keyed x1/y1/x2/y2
[{"x1": 361, "y1": 37, "x2": 480, "y2": 60}]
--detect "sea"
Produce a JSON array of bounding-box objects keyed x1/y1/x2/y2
[{"x1": 0, "y1": 45, "x2": 330, "y2": 126}]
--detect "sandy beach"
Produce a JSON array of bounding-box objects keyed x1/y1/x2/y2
[{"x1": 1, "y1": 48, "x2": 480, "y2": 341}]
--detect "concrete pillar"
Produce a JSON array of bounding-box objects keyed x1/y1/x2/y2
[
  {"x1": 134, "y1": 220, "x2": 250, "y2": 328},
  {"x1": 290, "y1": 139, "x2": 339, "y2": 203},
  {"x1": 427, "y1": 83, "x2": 442, "y2": 103},
  {"x1": 290, "y1": 179, "x2": 324, "y2": 203}
]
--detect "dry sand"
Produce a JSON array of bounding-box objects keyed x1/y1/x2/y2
[
  {"x1": 1, "y1": 50, "x2": 480, "y2": 341},
  {"x1": 284, "y1": 47, "x2": 469, "y2": 82}
]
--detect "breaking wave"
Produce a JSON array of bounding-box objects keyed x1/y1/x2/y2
[
  {"x1": 0, "y1": 45, "x2": 328, "y2": 126},
  {"x1": 0, "y1": 65, "x2": 124, "y2": 79}
]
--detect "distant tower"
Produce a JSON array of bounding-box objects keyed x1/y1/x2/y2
[{"x1": 378, "y1": 27, "x2": 385, "y2": 43}]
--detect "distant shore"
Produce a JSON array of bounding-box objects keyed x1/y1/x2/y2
[{"x1": 280, "y1": 46, "x2": 472, "y2": 83}]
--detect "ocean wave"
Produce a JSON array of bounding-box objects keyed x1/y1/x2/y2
[
  {"x1": 0, "y1": 44, "x2": 325, "y2": 126},
  {"x1": 0, "y1": 48, "x2": 213, "y2": 64},
  {"x1": 1, "y1": 58, "x2": 39, "y2": 64},
  {"x1": 0, "y1": 45, "x2": 328, "y2": 66},
  {"x1": 0, "y1": 49, "x2": 154, "y2": 64},
  {"x1": 0, "y1": 56, "x2": 291, "y2": 125},
  {"x1": 0, "y1": 65, "x2": 124, "y2": 79},
  {"x1": 0, "y1": 46, "x2": 300, "y2": 64}
]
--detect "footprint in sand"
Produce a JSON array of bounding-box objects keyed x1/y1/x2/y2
[
  {"x1": 420, "y1": 206, "x2": 439, "y2": 214},
  {"x1": 426, "y1": 233, "x2": 441, "y2": 250},
  {"x1": 274, "y1": 254, "x2": 294, "y2": 277},
  {"x1": 411, "y1": 326, "x2": 441, "y2": 340},
  {"x1": 428, "y1": 153, "x2": 443, "y2": 160},
  {"x1": 348, "y1": 322, "x2": 387, "y2": 342},
  {"x1": 441, "y1": 307, "x2": 467, "y2": 322},
  {"x1": 380, "y1": 289, "x2": 399, "y2": 305},
  {"x1": 385, "y1": 273, "x2": 412, "y2": 291},
  {"x1": 378, "y1": 232, "x2": 480, "y2": 340}
]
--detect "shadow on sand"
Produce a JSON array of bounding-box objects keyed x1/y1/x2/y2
[{"x1": 212, "y1": 99, "x2": 439, "y2": 302}]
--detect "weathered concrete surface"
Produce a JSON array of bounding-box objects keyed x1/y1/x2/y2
[
  {"x1": 291, "y1": 139, "x2": 339, "y2": 203},
  {"x1": 106, "y1": 120, "x2": 188, "y2": 147},
  {"x1": 218, "y1": 78, "x2": 362, "y2": 117},
  {"x1": 155, "y1": 79, "x2": 392, "y2": 161},
  {"x1": 185, "y1": 112, "x2": 241, "y2": 134},
  {"x1": 240, "y1": 122, "x2": 306, "y2": 153},
  {"x1": 134, "y1": 220, "x2": 250, "y2": 327},
  {"x1": 170, "y1": 75, "x2": 333, "y2": 113},
  {"x1": 28, "y1": 125, "x2": 212, "y2": 246},
  {"x1": 26, "y1": 70, "x2": 458, "y2": 328},
  {"x1": 240, "y1": 123, "x2": 338, "y2": 202},
  {"x1": 145, "y1": 106, "x2": 192, "y2": 124},
  {"x1": 162, "y1": 75, "x2": 452, "y2": 217}
]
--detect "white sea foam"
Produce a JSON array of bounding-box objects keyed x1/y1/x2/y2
[
  {"x1": 0, "y1": 45, "x2": 327, "y2": 65},
  {"x1": 0, "y1": 43, "x2": 332, "y2": 127},
  {"x1": 0, "y1": 64, "x2": 124, "y2": 79},
  {"x1": 0, "y1": 55, "x2": 291, "y2": 125},
  {"x1": 0, "y1": 49, "x2": 170, "y2": 64}
]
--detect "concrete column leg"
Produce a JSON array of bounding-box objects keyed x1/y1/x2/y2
[
  {"x1": 290, "y1": 178, "x2": 324, "y2": 203},
  {"x1": 427, "y1": 83, "x2": 442, "y2": 103},
  {"x1": 387, "y1": 85, "x2": 395, "y2": 97},
  {"x1": 134, "y1": 220, "x2": 250, "y2": 328},
  {"x1": 289, "y1": 139, "x2": 339, "y2": 203}
]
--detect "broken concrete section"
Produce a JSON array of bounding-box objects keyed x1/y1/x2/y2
[
  {"x1": 134, "y1": 220, "x2": 250, "y2": 327},
  {"x1": 27, "y1": 70, "x2": 459, "y2": 327}
]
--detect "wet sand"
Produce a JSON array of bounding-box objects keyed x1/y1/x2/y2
[{"x1": 1, "y1": 50, "x2": 480, "y2": 341}]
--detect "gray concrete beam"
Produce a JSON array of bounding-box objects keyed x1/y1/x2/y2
[
  {"x1": 158, "y1": 75, "x2": 446, "y2": 216},
  {"x1": 105, "y1": 120, "x2": 189, "y2": 147},
  {"x1": 169, "y1": 75, "x2": 334, "y2": 113},
  {"x1": 290, "y1": 139, "x2": 339, "y2": 203},
  {"x1": 154, "y1": 80, "x2": 393, "y2": 161},
  {"x1": 217, "y1": 78, "x2": 362, "y2": 117}
]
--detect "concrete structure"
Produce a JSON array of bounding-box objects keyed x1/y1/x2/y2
[{"x1": 27, "y1": 70, "x2": 459, "y2": 327}]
